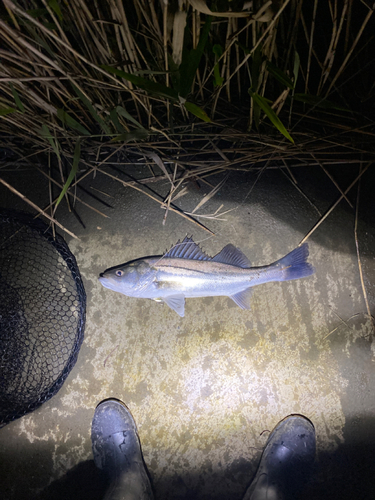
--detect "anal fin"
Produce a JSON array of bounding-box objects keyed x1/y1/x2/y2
[{"x1": 230, "y1": 288, "x2": 253, "y2": 310}]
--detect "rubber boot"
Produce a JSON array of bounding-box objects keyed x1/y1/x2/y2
[
  {"x1": 243, "y1": 414, "x2": 316, "y2": 500},
  {"x1": 91, "y1": 399, "x2": 154, "y2": 500}
]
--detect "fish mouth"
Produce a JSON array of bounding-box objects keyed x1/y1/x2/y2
[{"x1": 98, "y1": 275, "x2": 114, "y2": 290}]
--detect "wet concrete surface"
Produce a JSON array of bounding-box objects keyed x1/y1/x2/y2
[{"x1": 0, "y1": 163, "x2": 374, "y2": 499}]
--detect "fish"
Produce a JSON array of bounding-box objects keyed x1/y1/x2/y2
[{"x1": 99, "y1": 236, "x2": 315, "y2": 317}]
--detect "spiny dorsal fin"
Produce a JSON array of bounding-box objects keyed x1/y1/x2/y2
[
  {"x1": 212, "y1": 244, "x2": 252, "y2": 268},
  {"x1": 164, "y1": 236, "x2": 211, "y2": 261}
]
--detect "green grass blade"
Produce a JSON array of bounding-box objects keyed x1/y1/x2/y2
[
  {"x1": 249, "y1": 90, "x2": 294, "y2": 143},
  {"x1": 184, "y1": 102, "x2": 211, "y2": 122},
  {"x1": 167, "y1": 56, "x2": 180, "y2": 92},
  {"x1": 56, "y1": 109, "x2": 91, "y2": 135},
  {"x1": 250, "y1": 44, "x2": 263, "y2": 93},
  {"x1": 109, "y1": 109, "x2": 124, "y2": 133},
  {"x1": 26, "y1": 6, "x2": 58, "y2": 28},
  {"x1": 293, "y1": 51, "x2": 300, "y2": 88},
  {"x1": 26, "y1": 8, "x2": 49, "y2": 18},
  {"x1": 213, "y1": 44, "x2": 224, "y2": 87},
  {"x1": 236, "y1": 41, "x2": 250, "y2": 55},
  {"x1": 253, "y1": 98, "x2": 261, "y2": 130},
  {"x1": 27, "y1": 26, "x2": 56, "y2": 59},
  {"x1": 102, "y1": 66, "x2": 178, "y2": 100},
  {"x1": 54, "y1": 139, "x2": 80, "y2": 210},
  {"x1": 111, "y1": 128, "x2": 149, "y2": 143},
  {"x1": 266, "y1": 61, "x2": 294, "y2": 89},
  {"x1": 133, "y1": 70, "x2": 171, "y2": 75},
  {"x1": 293, "y1": 94, "x2": 349, "y2": 111},
  {"x1": 178, "y1": 16, "x2": 212, "y2": 98},
  {"x1": 47, "y1": 0, "x2": 63, "y2": 21},
  {"x1": 0, "y1": 107, "x2": 17, "y2": 116},
  {"x1": 71, "y1": 84, "x2": 111, "y2": 134},
  {"x1": 115, "y1": 106, "x2": 143, "y2": 128},
  {"x1": 40, "y1": 124, "x2": 60, "y2": 159},
  {"x1": 9, "y1": 84, "x2": 25, "y2": 112}
]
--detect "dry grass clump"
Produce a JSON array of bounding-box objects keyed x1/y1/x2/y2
[{"x1": 0, "y1": 0, "x2": 374, "y2": 233}]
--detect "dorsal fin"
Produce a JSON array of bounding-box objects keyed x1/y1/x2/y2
[
  {"x1": 212, "y1": 244, "x2": 252, "y2": 268},
  {"x1": 164, "y1": 236, "x2": 211, "y2": 261}
]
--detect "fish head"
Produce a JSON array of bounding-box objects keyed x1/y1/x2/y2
[{"x1": 99, "y1": 259, "x2": 152, "y2": 295}]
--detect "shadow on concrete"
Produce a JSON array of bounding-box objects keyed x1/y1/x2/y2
[
  {"x1": 34, "y1": 460, "x2": 108, "y2": 500},
  {"x1": 20, "y1": 415, "x2": 374, "y2": 500},
  {"x1": 218, "y1": 165, "x2": 375, "y2": 251}
]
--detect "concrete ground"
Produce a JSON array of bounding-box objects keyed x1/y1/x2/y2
[{"x1": 0, "y1": 162, "x2": 374, "y2": 500}]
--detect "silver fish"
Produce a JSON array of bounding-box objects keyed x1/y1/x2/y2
[{"x1": 99, "y1": 236, "x2": 315, "y2": 317}]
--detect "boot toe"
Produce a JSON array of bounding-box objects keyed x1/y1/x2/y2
[
  {"x1": 91, "y1": 399, "x2": 141, "y2": 472},
  {"x1": 244, "y1": 415, "x2": 316, "y2": 500}
]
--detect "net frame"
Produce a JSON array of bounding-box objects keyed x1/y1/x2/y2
[{"x1": 0, "y1": 209, "x2": 86, "y2": 427}]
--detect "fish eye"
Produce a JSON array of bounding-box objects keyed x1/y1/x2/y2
[{"x1": 115, "y1": 270, "x2": 124, "y2": 277}]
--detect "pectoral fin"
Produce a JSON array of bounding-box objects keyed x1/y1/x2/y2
[
  {"x1": 230, "y1": 288, "x2": 253, "y2": 309},
  {"x1": 163, "y1": 294, "x2": 186, "y2": 317}
]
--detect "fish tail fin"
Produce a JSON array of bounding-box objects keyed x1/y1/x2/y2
[{"x1": 275, "y1": 243, "x2": 315, "y2": 281}]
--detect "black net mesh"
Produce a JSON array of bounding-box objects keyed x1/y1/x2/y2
[{"x1": 0, "y1": 209, "x2": 86, "y2": 427}]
